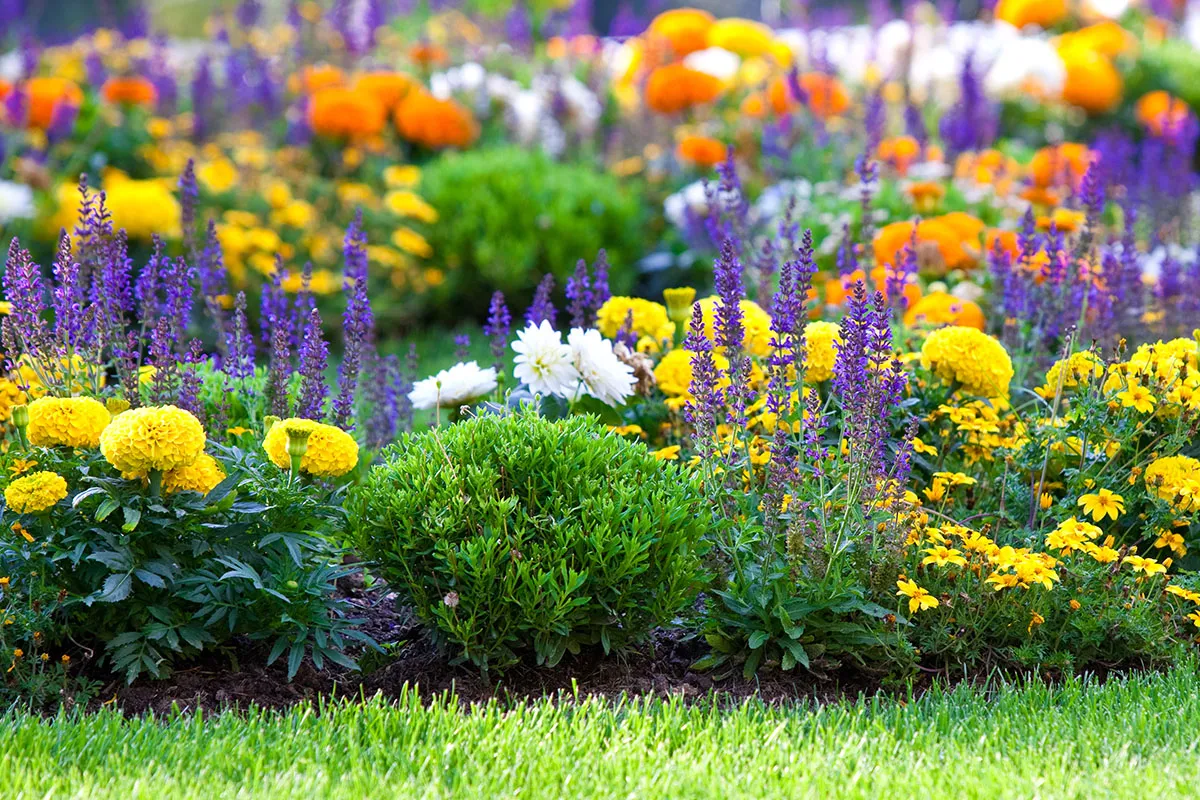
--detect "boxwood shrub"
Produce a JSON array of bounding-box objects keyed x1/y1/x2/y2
[{"x1": 348, "y1": 410, "x2": 709, "y2": 672}]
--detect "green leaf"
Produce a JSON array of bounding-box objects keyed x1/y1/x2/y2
[
  {"x1": 570, "y1": 395, "x2": 624, "y2": 426},
  {"x1": 95, "y1": 497, "x2": 120, "y2": 522},
  {"x1": 780, "y1": 639, "x2": 810, "y2": 670},
  {"x1": 742, "y1": 648, "x2": 764, "y2": 679},
  {"x1": 121, "y1": 506, "x2": 142, "y2": 533},
  {"x1": 748, "y1": 630, "x2": 771, "y2": 650},
  {"x1": 98, "y1": 573, "x2": 132, "y2": 603}
]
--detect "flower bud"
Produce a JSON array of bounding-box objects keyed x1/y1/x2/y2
[
  {"x1": 663, "y1": 287, "x2": 697, "y2": 326},
  {"x1": 284, "y1": 425, "x2": 313, "y2": 461},
  {"x1": 11, "y1": 404, "x2": 28, "y2": 430},
  {"x1": 263, "y1": 415, "x2": 281, "y2": 436},
  {"x1": 105, "y1": 397, "x2": 131, "y2": 416}
]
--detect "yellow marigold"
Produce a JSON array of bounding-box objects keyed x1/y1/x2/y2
[
  {"x1": 920, "y1": 327, "x2": 1014, "y2": 398},
  {"x1": 26, "y1": 396, "x2": 111, "y2": 448},
  {"x1": 384, "y1": 190, "x2": 438, "y2": 223},
  {"x1": 996, "y1": 0, "x2": 1066, "y2": 29},
  {"x1": 596, "y1": 297, "x2": 675, "y2": 343},
  {"x1": 99, "y1": 405, "x2": 206, "y2": 474},
  {"x1": 262, "y1": 418, "x2": 358, "y2": 478},
  {"x1": 161, "y1": 453, "x2": 226, "y2": 496},
  {"x1": 1145, "y1": 456, "x2": 1200, "y2": 512},
  {"x1": 694, "y1": 296, "x2": 773, "y2": 357},
  {"x1": 1039, "y1": 351, "x2": 1104, "y2": 397},
  {"x1": 4, "y1": 471, "x2": 67, "y2": 513},
  {"x1": 0, "y1": 379, "x2": 26, "y2": 423},
  {"x1": 802, "y1": 321, "x2": 840, "y2": 383},
  {"x1": 705, "y1": 18, "x2": 773, "y2": 58}
]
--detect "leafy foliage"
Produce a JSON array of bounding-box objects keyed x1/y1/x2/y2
[{"x1": 349, "y1": 409, "x2": 709, "y2": 672}]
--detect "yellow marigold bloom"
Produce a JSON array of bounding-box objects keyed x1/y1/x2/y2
[
  {"x1": 920, "y1": 326, "x2": 1014, "y2": 398},
  {"x1": 1082, "y1": 541, "x2": 1120, "y2": 564},
  {"x1": 1117, "y1": 385, "x2": 1155, "y2": 414},
  {"x1": 652, "y1": 445, "x2": 681, "y2": 461},
  {"x1": 597, "y1": 297, "x2": 675, "y2": 343},
  {"x1": 1077, "y1": 488, "x2": 1124, "y2": 521},
  {"x1": 97, "y1": 175, "x2": 182, "y2": 240},
  {"x1": 1144, "y1": 456, "x2": 1200, "y2": 513},
  {"x1": 802, "y1": 321, "x2": 841, "y2": 383},
  {"x1": 705, "y1": 18, "x2": 773, "y2": 58},
  {"x1": 996, "y1": 0, "x2": 1066, "y2": 29},
  {"x1": 921, "y1": 546, "x2": 966, "y2": 568},
  {"x1": 1166, "y1": 585, "x2": 1200, "y2": 604},
  {"x1": 0, "y1": 379, "x2": 26, "y2": 423},
  {"x1": 383, "y1": 165, "x2": 421, "y2": 188},
  {"x1": 1039, "y1": 351, "x2": 1104, "y2": 398},
  {"x1": 694, "y1": 296, "x2": 773, "y2": 356},
  {"x1": 262, "y1": 418, "x2": 358, "y2": 478},
  {"x1": 896, "y1": 578, "x2": 938, "y2": 613},
  {"x1": 391, "y1": 227, "x2": 432, "y2": 258},
  {"x1": 1123, "y1": 555, "x2": 1167, "y2": 577},
  {"x1": 26, "y1": 396, "x2": 111, "y2": 449},
  {"x1": 161, "y1": 453, "x2": 226, "y2": 496},
  {"x1": 384, "y1": 190, "x2": 438, "y2": 223},
  {"x1": 4, "y1": 471, "x2": 67, "y2": 513},
  {"x1": 99, "y1": 405, "x2": 206, "y2": 474},
  {"x1": 911, "y1": 437, "x2": 937, "y2": 457}
]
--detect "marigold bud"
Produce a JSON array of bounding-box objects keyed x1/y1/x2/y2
[{"x1": 11, "y1": 404, "x2": 28, "y2": 429}]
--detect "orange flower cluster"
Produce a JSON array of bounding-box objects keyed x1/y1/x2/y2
[
  {"x1": 102, "y1": 76, "x2": 157, "y2": 107},
  {"x1": 22, "y1": 77, "x2": 83, "y2": 130},
  {"x1": 676, "y1": 135, "x2": 727, "y2": 168},
  {"x1": 308, "y1": 88, "x2": 387, "y2": 139},
  {"x1": 645, "y1": 64, "x2": 722, "y2": 114},
  {"x1": 394, "y1": 90, "x2": 478, "y2": 149}
]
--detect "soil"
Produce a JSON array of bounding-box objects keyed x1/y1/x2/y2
[{"x1": 95, "y1": 584, "x2": 903, "y2": 716}]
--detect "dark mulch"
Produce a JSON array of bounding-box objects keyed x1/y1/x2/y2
[{"x1": 95, "y1": 584, "x2": 901, "y2": 716}]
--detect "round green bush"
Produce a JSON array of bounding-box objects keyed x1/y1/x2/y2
[
  {"x1": 348, "y1": 410, "x2": 709, "y2": 672},
  {"x1": 419, "y1": 147, "x2": 648, "y2": 320}
]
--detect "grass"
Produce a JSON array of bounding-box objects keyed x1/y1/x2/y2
[{"x1": 5, "y1": 668, "x2": 1200, "y2": 798}]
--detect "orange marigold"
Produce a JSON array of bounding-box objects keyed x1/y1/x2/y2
[
  {"x1": 646, "y1": 8, "x2": 715, "y2": 57},
  {"x1": 309, "y1": 88, "x2": 387, "y2": 139},
  {"x1": 676, "y1": 135, "x2": 726, "y2": 168},
  {"x1": 1029, "y1": 143, "x2": 1092, "y2": 189},
  {"x1": 353, "y1": 71, "x2": 418, "y2": 111},
  {"x1": 873, "y1": 218, "x2": 979, "y2": 274},
  {"x1": 904, "y1": 291, "x2": 986, "y2": 330},
  {"x1": 995, "y1": 0, "x2": 1067, "y2": 29},
  {"x1": 645, "y1": 64, "x2": 722, "y2": 114},
  {"x1": 23, "y1": 77, "x2": 83, "y2": 130},
  {"x1": 1058, "y1": 46, "x2": 1122, "y2": 115},
  {"x1": 101, "y1": 76, "x2": 157, "y2": 107},
  {"x1": 767, "y1": 72, "x2": 850, "y2": 119},
  {"x1": 877, "y1": 135, "x2": 922, "y2": 175},
  {"x1": 409, "y1": 42, "x2": 450, "y2": 68},
  {"x1": 394, "y1": 90, "x2": 478, "y2": 149},
  {"x1": 1135, "y1": 90, "x2": 1191, "y2": 136},
  {"x1": 298, "y1": 64, "x2": 345, "y2": 93}
]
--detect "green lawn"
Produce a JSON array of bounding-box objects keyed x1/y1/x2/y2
[{"x1": 5, "y1": 668, "x2": 1200, "y2": 798}]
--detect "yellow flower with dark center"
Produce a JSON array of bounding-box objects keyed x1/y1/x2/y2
[
  {"x1": 4, "y1": 471, "x2": 67, "y2": 513},
  {"x1": 1077, "y1": 489, "x2": 1124, "y2": 522},
  {"x1": 921, "y1": 546, "x2": 966, "y2": 568},
  {"x1": 262, "y1": 418, "x2": 358, "y2": 478},
  {"x1": 1122, "y1": 555, "x2": 1166, "y2": 577},
  {"x1": 99, "y1": 405, "x2": 206, "y2": 474},
  {"x1": 1117, "y1": 385, "x2": 1155, "y2": 414},
  {"x1": 896, "y1": 578, "x2": 938, "y2": 613},
  {"x1": 26, "y1": 396, "x2": 111, "y2": 449}
]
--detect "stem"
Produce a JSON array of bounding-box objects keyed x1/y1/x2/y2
[{"x1": 148, "y1": 469, "x2": 163, "y2": 499}]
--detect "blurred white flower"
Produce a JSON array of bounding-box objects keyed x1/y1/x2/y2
[
  {"x1": 566, "y1": 328, "x2": 636, "y2": 407},
  {"x1": 409, "y1": 361, "x2": 498, "y2": 410},
  {"x1": 513, "y1": 321, "x2": 578, "y2": 397},
  {"x1": 664, "y1": 180, "x2": 740, "y2": 233},
  {"x1": 683, "y1": 47, "x2": 741, "y2": 82},
  {"x1": 984, "y1": 33, "x2": 1064, "y2": 101},
  {"x1": 0, "y1": 181, "x2": 34, "y2": 224}
]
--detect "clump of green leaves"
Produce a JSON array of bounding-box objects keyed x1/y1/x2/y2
[
  {"x1": 420, "y1": 147, "x2": 647, "y2": 319},
  {"x1": 349, "y1": 409, "x2": 709, "y2": 673}
]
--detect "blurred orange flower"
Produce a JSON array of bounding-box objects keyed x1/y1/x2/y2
[
  {"x1": 308, "y1": 88, "x2": 387, "y2": 139},
  {"x1": 676, "y1": 135, "x2": 727, "y2": 168},
  {"x1": 645, "y1": 64, "x2": 722, "y2": 114},
  {"x1": 394, "y1": 90, "x2": 478, "y2": 149},
  {"x1": 101, "y1": 76, "x2": 157, "y2": 107},
  {"x1": 646, "y1": 8, "x2": 715, "y2": 57}
]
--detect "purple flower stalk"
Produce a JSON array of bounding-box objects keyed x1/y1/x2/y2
[
  {"x1": 566, "y1": 259, "x2": 592, "y2": 328},
  {"x1": 296, "y1": 308, "x2": 330, "y2": 421},
  {"x1": 333, "y1": 213, "x2": 374, "y2": 428},
  {"x1": 526, "y1": 274, "x2": 557, "y2": 326},
  {"x1": 483, "y1": 291, "x2": 511, "y2": 368}
]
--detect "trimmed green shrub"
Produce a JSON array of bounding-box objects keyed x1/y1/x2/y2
[
  {"x1": 419, "y1": 147, "x2": 648, "y2": 320},
  {"x1": 349, "y1": 410, "x2": 709, "y2": 672}
]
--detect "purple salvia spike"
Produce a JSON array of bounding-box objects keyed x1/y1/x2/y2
[
  {"x1": 526, "y1": 273, "x2": 557, "y2": 326},
  {"x1": 565, "y1": 258, "x2": 591, "y2": 329},
  {"x1": 483, "y1": 290, "x2": 512, "y2": 368},
  {"x1": 296, "y1": 307, "x2": 330, "y2": 421}
]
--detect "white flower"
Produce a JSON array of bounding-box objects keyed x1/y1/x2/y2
[
  {"x1": 683, "y1": 47, "x2": 741, "y2": 82},
  {"x1": 408, "y1": 361, "x2": 498, "y2": 410},
  {"x1": 663, "y1": 180, "x2": 740, "y2": 233},
  {"x1": 566, "y1": 328, "x2": 636, "y2": 407},
  {"x1": 0, "y1": 181, "x2": 35, "y2": 224},
  {"x1": 512, "y1": 321, "x2": 578, "y2": 397}
]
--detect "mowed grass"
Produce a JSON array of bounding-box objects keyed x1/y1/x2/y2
[{"x1": 5, "y1": 668, "x2": 1200, "y2": 799}]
